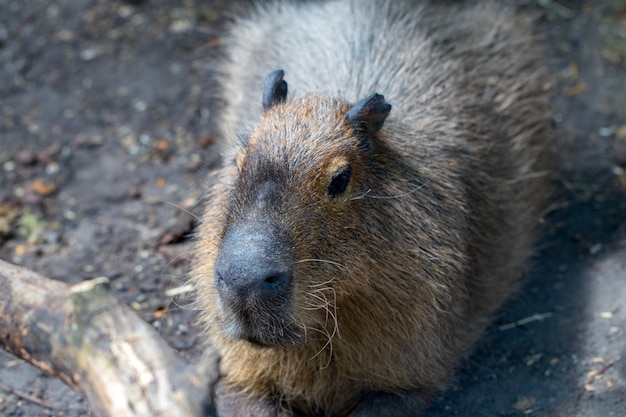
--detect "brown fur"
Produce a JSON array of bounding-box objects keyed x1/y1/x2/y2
[{"x1": 192, "y1": 1, "x2": 552, "y2": 416}]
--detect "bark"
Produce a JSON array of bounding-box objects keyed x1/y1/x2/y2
[{"x1": 0, "y1": 259, "x2": 218, "y2": 417}]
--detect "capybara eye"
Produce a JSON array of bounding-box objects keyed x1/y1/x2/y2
[{"x1": 328, "y1": 166, "x2": 351, "y2": 197}]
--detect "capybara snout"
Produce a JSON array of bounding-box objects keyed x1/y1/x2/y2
[{"x1": 214, "y1": 219, "x2": 297, "y2": 346}]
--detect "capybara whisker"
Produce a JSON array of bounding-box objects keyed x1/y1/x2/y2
[
  {"x1": 345, "y1": 188, "x2": 371, "y2": 202},
  {"x1": 297, "y1": 258, "x2": 347, "y2": 271},
  {"x1": 364, "y1": 181, "x2": 431, "y2": 200}
]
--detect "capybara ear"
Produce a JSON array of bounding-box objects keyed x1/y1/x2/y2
[
  {"x1": 262, "y1": 69, "x2": 288, "y2": 111},
  {"x1": 346, "y1": 94, "x2": 392, "y2": 133}
]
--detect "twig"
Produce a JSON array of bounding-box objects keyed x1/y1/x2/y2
[
  {"x1": 0, "y1": 382, "x2": 55, "y2": 409},
  {"x1": 576, "y1": 359, "x2": 616, "y2": 399},
  {"x1": 499, "y1": 312, "x2": 553, "y2": 331}
]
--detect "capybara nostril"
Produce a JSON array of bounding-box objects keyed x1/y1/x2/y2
[
  {"x1": 214, "y1": 262, "x2": 292, "y2": 301},
  {"x1": 259, "y1": 271, "x2": 290, "y2": 297}
]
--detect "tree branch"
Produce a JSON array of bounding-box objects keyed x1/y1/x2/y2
[{"x1": 0, "y1": 259, "x2": 217, "y2": 417}]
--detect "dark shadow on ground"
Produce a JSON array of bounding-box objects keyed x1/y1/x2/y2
[{"x1": 428, "y1": 171, "x2": 626, "y2": 416}]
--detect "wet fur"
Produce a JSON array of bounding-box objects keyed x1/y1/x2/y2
[{"x1": 193, "y1": 0, "x2": 552, "y2": 415}]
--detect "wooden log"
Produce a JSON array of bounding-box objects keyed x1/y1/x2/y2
[{"x1": 0, "y1": 259, "x2": 218, "y2": 417}]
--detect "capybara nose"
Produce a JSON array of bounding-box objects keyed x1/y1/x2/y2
[
  {"x1": 215, "y1": 264, "x2": 292, "y2": 300},
  {"x1": 214, "y1": 222, "x2": 293, "y2": 302}
]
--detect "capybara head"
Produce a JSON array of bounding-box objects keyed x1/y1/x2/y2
[{"x1": 209, "y1": 69, "x2": 395, "y2": 348}]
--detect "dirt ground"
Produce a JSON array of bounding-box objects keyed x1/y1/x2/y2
[{"x1": 0, "y1": 0, "x2": 625, "y2": 416}]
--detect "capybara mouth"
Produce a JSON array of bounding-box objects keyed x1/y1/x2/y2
[{"x1": 218, "y1": 296, "x2": 304, "y2": 347}]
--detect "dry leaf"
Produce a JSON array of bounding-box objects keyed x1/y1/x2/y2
[
  {"x1": 0, "y1": 203, "x2": 19, "y2": 236},
  {"x1": 31, "y1": 179, "x2": 57, "y2": 196},
  {"x1": 563, "y1": 82, "x2": 588, "y2": 96},
  {"x1": 153, "y1": 306, "x2": 168, "y2": 320},
  {"x1": 513, "y1": 396, "x2": 536, "y2": 411}
]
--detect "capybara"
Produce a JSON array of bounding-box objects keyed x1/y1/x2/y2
[{"x1": 192, "y1": 1, "x2": 552, "y2": 416}]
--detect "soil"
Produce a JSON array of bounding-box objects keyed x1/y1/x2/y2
[{"x1": 0, "y1": 0, "x2": 625, "y2": 416}]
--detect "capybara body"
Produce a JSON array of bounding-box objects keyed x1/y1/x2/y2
[{"x1": 193, "y1": 1, "x2": 552, "y2": 416}]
